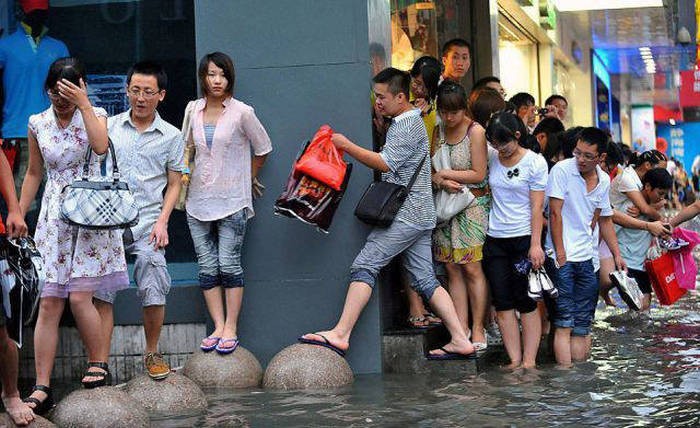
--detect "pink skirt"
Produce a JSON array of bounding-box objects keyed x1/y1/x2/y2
[{"x1": 41, "y1": 271, "x2": 130, "y2": 299}]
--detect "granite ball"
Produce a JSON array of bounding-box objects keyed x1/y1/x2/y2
[
  {"x1": 124, "y1": 372, "x2": 207, "y2": 415},
  {"x1": 182, "y1": 347, "x2": 263, "y2": 389},
  {"x1": 51, "y1": 386, "x2": 149, "y2": 428},
  {"x1": 263, "y1": 343, "x2": 353, "y2": 390}
]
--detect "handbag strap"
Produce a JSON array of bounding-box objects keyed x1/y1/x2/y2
[
  {"x1": 82, "y1": 138, "x2": 120, "y2": 181},
  {"x1": 406, "y1": 154, "x2": 427, "y2": 190}
]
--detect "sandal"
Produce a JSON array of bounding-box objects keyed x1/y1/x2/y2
[
  {"x1": 22, "y1": 385, "x2": 54, "y2": 416},
  {"x1": 200, "y1": 336, "x2": 221, "y2": 352},
  {"x1": 423, "y1": 312, "x2": 442, "y2": 325},
  {"x1": 407, "y1": 315, "x2": 429, "y2": 329},
  {"x1": 82, "y1": 361, "x2": 110, "y2": 389}
]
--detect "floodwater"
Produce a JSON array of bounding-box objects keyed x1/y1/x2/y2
[{"x1": 156, "y1": 292, "x2": 699, "y2": 427}]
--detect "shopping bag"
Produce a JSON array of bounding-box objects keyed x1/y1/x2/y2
[
  {"x1": 275, "y1": 141, "x2": 352, "y2": 233},
  {"x1": 670, "y1": 227, "x2": 700, "y2": 290},
  {"x1": 644, "y1": 251, "x2": 687, "y2": 306},
  {"x1": 432, "y1": 144, "x2": 474, "y2": 224},
  {"x1": 294, "y1": 125, "x2": 348, "y2": 191}
]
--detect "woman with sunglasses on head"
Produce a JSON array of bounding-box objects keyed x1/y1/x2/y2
[
  {"x1": 482, "y1": 111, "x2": 548, "y2": 370},
  {"x1": 19, "y1": 57, "x2": 130, "y2": 413},
  {"x1": 184, "y1": 52, "x2": 272, "y2": 355},
  {"x1": 430, "y1": 81, "x2": 490, "y2": 349}
]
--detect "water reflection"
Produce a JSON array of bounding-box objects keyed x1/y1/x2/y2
[{"x1": 155, "y1": 293, "x2": 698, "y2": 427}]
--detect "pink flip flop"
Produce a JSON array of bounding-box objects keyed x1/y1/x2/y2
[
  {"x1": 200, "y1": 336, "x2": 220, "y2": 352},
  {"x1": 215, "y1": 338, "x2": 239, "y2": 355}
]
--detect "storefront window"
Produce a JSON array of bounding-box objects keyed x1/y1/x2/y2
[
  {"x1": 0, "y1": 0, "x2": 197, "y2": 268},
  {"x1": 498, "y1": 12, "x2": 539, "y2": 101},
  {"x1": 386, "y1": 0, "x2": 470, "y2": 76}
]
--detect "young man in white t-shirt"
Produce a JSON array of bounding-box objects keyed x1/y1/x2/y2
[{"x1": 547, "y1": 127, "x2": 626, "y2": 367}]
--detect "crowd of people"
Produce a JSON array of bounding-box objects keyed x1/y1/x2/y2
[
  {"x1": 301, "y1": 38, "x2": 692, "y2": 371},
  {"x1": 0, "y1": 30, "x2": 696, "y2": 428}
]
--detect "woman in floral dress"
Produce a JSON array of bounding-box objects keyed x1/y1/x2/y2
[
  {"x1": 432, "y1": 81, "x2": 490, "y2": 350},
  {"x1": 19, "y1": 57, "x2": 129, "y2": 414}
]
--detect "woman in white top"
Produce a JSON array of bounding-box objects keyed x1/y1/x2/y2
[
  {"x1": 482, "y1": 111, "x2": 548, "y2": 370},
  {"x1": 184, "y1": 52, "x2": 273, "y2": 355}
]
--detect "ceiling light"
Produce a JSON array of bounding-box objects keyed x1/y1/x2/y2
[{"x1": 555, "y1": 0, "x2": 662, "y2": 11}]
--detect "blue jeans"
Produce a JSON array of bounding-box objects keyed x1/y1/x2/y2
[
  {"x1": 350, "y1": 220, "x2": 440, "y2": 300},
  {"x1": 187, "y1": 210, "x2": 247, "y2": 289},
  {"x1": 554, "y1": 259, "x2": 598, "y2": 336}
]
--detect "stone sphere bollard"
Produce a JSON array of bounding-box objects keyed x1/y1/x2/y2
[
  {"x1": 124, "y1": 372, "x2": 207, "y2": 415},
  {"x1": 263, "y1": 343, "x2": 353, "y2": 390},
  {"x1": 51, "y1": 387, "x2": 149, "y2": 428},
  {"x1": 182, "y1": 346, "x2": 263, "y2": 389},
  {"x1": 0, "y1": 413, "x2": 55, "y2": 427}
]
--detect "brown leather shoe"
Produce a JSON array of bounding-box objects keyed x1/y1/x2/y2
[{"x1": 144, "y1": 352, "x2": 170, "y2": 380}]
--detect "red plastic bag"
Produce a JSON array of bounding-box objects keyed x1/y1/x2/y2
[
  {"x1": 671, "y1": 227, "x2": 700, "y2": 290},
  {"x1": 294, "y1": 125, "x2": 347, "y2": 191},
  {"x1": 275, "y1": 141, "x2": 352, "y2": 233},
  {"x1": 644, "y1": 252, "x2": 687, "y2": 305}
]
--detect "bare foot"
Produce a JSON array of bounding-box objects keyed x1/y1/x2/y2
[
  {"x1": 471, "y1": 327, "x2": 487, "y2": 344},
  {"x1": 2, "y1": 395, "x2": 35, "y2": 426},
  {"x1": 521, "y1": 361, "x2": 537, "y2": 369},
  {"x1": 500, "y1": 361, "x2": 522, "y2": 371},
  {"x1": 300, "y1": 331, "x2": 349, "y2": 352},
  {"x1": 428, "y1": 339, "x2": 474, "y2": 357}
]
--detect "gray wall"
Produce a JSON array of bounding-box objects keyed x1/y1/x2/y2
[{"x1": 194, "y1": 0, "x2": 380, "y2": 373}]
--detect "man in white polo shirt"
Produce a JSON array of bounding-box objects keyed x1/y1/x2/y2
[{"x1": 547, "y1": 127, "x2": 626, "y2": 367}]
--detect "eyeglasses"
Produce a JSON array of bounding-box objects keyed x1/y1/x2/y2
[
  {"x1": 572, "y1": 149, "x2": 598, "y2": 162},
  {"x1": 46, "y1": 90, "x2": 61, "y2": 100},
  {"x1": 127, "y1": 88, "x2": 161, "y2": 99}
]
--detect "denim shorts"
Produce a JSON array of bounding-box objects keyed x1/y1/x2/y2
[
  {"x1": 187, "y1": 210, "x2": 247, "y2": 289},
  {"x1": 94, "y1": 229, "x2": 172, "y2": 306},
  {"x1": 554, "y1": 259, "x2": 598, "y2": 336},
  {"x1": 350, "y1": 220, "x2": 439, "y2": 300}
]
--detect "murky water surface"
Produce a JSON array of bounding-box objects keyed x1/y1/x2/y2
[{"x1": 155, "y1": 292, "x2": 699, "y2": 427}]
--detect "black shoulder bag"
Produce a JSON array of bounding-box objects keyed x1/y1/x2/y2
[{"x1": 354, "y1": 154, "x2": 426, "y2": 227}]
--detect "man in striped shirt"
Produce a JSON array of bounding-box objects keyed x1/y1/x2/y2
[
  {"x1": 300, "y1": 68, "x2": 475, "y2": 360},
  {"x1": 94, "y1": 61, "x2": 184, "y2": 380}
]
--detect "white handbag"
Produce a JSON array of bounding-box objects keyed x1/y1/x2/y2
[{"x1": 432, "y1": 143, "x2": 475, "y2": 224}]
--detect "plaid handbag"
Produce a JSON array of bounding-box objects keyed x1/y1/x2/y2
[{"x1": 60, "y1": 139, "x2": 139, "y2": 229}]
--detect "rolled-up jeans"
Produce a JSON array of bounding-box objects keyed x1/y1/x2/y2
[
  {"x1": 187, "y1": 209, "x2": 247, "y2": 289},
  {"x1": 350, "y1": 220, "x2": 440, "y2": 300}
]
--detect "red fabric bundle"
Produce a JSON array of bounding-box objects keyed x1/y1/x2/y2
[{"x1": 294, "y1": 125, "x2": 347, "y2": 191}]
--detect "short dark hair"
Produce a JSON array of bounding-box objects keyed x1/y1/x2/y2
[
  {"x1": 559, "y1": 126, "x2": 583, "y2": 158},
  {"x1": 486, "y1": 110, "x2": 527, "y2": 147},
  {"x1": 642, "y1": 168, "x2": 673, "y2": 190},
  {"x1": 127, "y1": 61, "x2": 168, "y2": 90},
  {"x1": 442, "y1": 38, "x2": 471, "y2": 57},
  {"x1": 437, "y1": 80, "x2": 468, "y2": 112},
  {"x1": 509, "y1": 92, "x2": 535, "y2": 109},
  {"x1": 468, "y1": 87, "x2": 506, "y2": 128},
  {"x1": 545, "y1": 94, "x2": 567, "y2": 106},
  {"x1": 578, "y1": 127, "x2": 609, "y2": 154},
  {"x1": 473, "y1": 76, "x2": 501, "y2": 90},
  {"x1": 198, "y1": 52, "x2": 235, "y2": 96},
  {"x1": 533, "y1": 117, "x2": 565, "y2": 137},
  {"x1": 604, "y1": 140, "x2": 624, "y2": 167},
  {"x1": 45, "y1": 57, "x2": 85, "y2": 91},
  {"x1": 410, "y1": 56, "x2": 441, "y2": 100},
  {"x1": 373, "y1": 67, "x2": 410, "y2": 99}
]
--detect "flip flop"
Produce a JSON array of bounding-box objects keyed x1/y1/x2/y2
[
  {"x1": 215, "y1": 338, "x2": 239, "y2": 355},
  {"x1": 200, "y1": 336, "x2": 221, "y2": 352},
  {"x1": 426, "y1": 346, "x2": 477, "y2": 360},
  {"x1": 297, "y1": 334, "x2": 346, "y2": 357}
]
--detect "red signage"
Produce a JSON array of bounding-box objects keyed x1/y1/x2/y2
[{"x1": 679, "y1": 70, "x2": 700, "y2": 107}]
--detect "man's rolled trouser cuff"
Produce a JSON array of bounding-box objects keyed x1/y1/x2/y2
[{"x1": 349, "y1": 268, "x2": 377, "y2": 289}]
